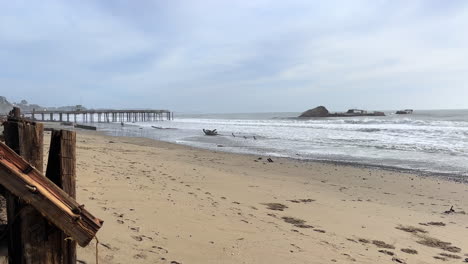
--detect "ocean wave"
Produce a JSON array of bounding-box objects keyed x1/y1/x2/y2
[
  {"x1": 124, "y1": 111, "x2": 468, "y2": 178},
  {"x1": 174, "y1": 117, "x2": 468, "y2": 129},
  {"x1": 357, "y1": 128, "x2": 381, "y2": 132}
]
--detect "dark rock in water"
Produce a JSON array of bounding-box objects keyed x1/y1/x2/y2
[{"x1": 299, "y1": 106, "x2": 329, "y2": 117}]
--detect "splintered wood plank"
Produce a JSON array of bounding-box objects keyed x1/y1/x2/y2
[{"x1": 0, "y1": 141, "x2": 103, "y2": 247}]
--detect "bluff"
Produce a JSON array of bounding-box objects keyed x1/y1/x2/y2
[
  {"x1": 0, "y1": 96, "x2": 13, "y2": 114},
  {"x1": 0, "y1": 96, "x2": 86, "y2": 114}
]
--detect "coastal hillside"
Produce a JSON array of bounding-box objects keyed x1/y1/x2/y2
[
  {"x1": 0, "y1": 96, "x2": 13, "y2": 114},
  {"x1": 0, "y1": 96, "x2": 86, "y2": 114}
]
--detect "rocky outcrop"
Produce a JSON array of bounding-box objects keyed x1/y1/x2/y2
[
  {"x1": 299, "y1": 106, "x2": 386, "y2": 118},
  {"x1": 299, "y1": 106, "x2": 330, "y2": 117}
]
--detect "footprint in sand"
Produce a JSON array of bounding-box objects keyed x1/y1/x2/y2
[
  {"x1": 378, "y1": 250, "x2": 394, "y2": 256},
  {"x1": 419, "y1": 221, "x2": 446, "y2": 227},
  {"x1": 372, "y1": 240, "x2": 395, "y2": 249},
  {"x1": 133, "y1": 253, "x2": 147, "y2": 259},
  {"x1": 130, "y1": 226, "x2": 140, "y2": 232},
  {"x1": 132, "y1": 235, "x2": 143, "y2": 242},
  {"x1": 282, "y1": 216, "x2": 313, "y2": 229},
  {"x1": 400, "y1": 248, "x2": 418, "y2": 254},
  {"x1": 151, "y1": 245, "x2": 169, "y2": 254},
  {"x1": 288, "y1": 199, "x2": 315, "y2": 203}
]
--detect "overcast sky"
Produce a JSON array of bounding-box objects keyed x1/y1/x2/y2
[{"x1": 1, "y1": 0, "x2": 467, "y2": 112}]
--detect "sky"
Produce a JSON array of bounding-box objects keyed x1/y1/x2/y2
[{"x1": 0, "y1": 0, "x2": 467, "y2": 113}]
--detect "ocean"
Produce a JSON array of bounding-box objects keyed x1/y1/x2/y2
[{"x1": 95, "y1": 110, "x2": 468, "y2": 181}]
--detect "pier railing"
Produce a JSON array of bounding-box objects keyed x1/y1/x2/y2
[{"x1": 23, "y1": 109, "x2": 174, "y2": 123}]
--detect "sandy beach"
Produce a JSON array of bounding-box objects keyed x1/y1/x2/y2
[{"x1": 50, "y1": 129, "x2": 468, "y2": 264}]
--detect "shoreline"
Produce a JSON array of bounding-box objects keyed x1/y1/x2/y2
[{"x1": 86, "y1": 121, "x2": 468, "y2": 184}]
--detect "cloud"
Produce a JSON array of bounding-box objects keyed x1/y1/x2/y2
[{"x1": 0, "y1": 0, "x2": 467, "y2": 111}]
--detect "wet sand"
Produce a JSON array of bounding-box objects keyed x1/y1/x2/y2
[{"x1": 46, "y1": 130, "x2": 468, "y2": 264}]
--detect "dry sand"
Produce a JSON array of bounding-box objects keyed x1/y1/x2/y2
[{"x1": 43, "y1": 130, "x2": 467, "y2": 264}]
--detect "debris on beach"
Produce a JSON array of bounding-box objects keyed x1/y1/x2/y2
[
  {"x1": 203, "y1": 129, "x2": 218, "y2": 136},
  {"x1": 444, "y1": 206, "x2": 456, "y2": 214},
  {"x1": 443, "y1": 205, "x2": 466, "y2": 215}
]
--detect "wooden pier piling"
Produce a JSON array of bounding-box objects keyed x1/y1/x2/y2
[
  {"x1": 3, "y1": 108, "x2": 46, "y2": 263},
  {"x1": 45, "y1": 129, "x2": 77, "y2": 263}
]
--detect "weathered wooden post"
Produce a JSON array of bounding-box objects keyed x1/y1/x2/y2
[
  {"x1": 3, "y1": 107, "x2": 46, "y2": 263},
  {"x1": 45, "y1": 129, "x2": 77, "y2": 263}
]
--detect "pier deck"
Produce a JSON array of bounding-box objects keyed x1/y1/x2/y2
[{"x1": 23, "y1": 109, "x2": 173, "y2": 123}]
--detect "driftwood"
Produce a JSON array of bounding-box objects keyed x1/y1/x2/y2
[
  {"x1": 74, "y1": 124, "x2": 96, "y2": 130},
  {"x1": 60, "y1": 121, "x2": 74, "y2": 126},
  {"x1": 0, "y1": 141, "x2": 103, "y2": 247},
  {"x1": 203, "y1": 129, "x2": 218, "y2": 136}
]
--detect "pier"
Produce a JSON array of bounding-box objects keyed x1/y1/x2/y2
[{"x1": 24, "y1": 109, "x2": 173, "y2": 123}]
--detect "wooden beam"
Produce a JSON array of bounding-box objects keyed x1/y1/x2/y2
[{"x1": 0, "y1": 141, "x2": 103, "y2": 247}]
